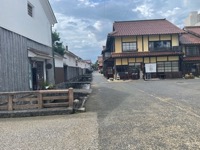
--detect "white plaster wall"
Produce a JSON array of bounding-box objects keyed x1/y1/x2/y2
[
  {"x1": 55, "y1": 57, "x2": 63, "y2": 68},
  {"x1": 0, "y1": 0, "x2": 52, "y2": 47},
  {"x1": 63, "y1": 54, "x2": 77, "y2": 67},
  {"x1": 77, "y1": 61, "x2": 85, "y2": 69}
]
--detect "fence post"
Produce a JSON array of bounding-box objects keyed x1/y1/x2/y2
[
  {"x1": 38, "y1": 91, "x2": 43, "y2": 109},
  {"x1": 68, "y1": 88, "x2": 74, "y2": 108},
  {"x1": 8, "y1": 94, "x2": 13, "y2": 111}
]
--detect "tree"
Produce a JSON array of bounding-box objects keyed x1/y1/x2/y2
[
  {"x1": 91, "y1": 60, "x2": 98, "y2": 70},
  {"x1": 52, "y1": 30, "x2": 65, "y2": 56}
]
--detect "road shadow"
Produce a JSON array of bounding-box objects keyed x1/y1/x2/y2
[{"x1": 85, "y1": 83, "x2": 129, "y2": 120}]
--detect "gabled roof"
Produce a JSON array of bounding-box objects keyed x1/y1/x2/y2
[
  {"x1": 184, "y1": 26, "x2": 200, "y2": 37},
  {"x1": 39, "y1": 0, "x2": 57, "y2": 25},
  {"x1": 180, "y1": 33, "x2": 200, "y2": 45},
  {"x1": 109, "y1": 19, "x2": 184, "y2": 37}
]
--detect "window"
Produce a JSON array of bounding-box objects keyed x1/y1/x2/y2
[
  {"x1": 157, "y1": 61, "x2": 179, "y2": 72},
  {"x1": 28, "y1": 3, "x2": 33, "y2": 17},
  {"x1": 186, "y1": 46, "x2": 200, "y2": 56},
  {"x1": 122, "y1": 42, "x2": 137, "y2": 52},
  {"x1": 172, "y1": 62, "x2": 179, "y2": 72},
  {"x1": 149, "y1": 41, "x2": 171, "y2": 51}
]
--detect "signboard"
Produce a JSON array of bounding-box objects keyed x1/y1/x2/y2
[{"x1": 145, "y1": 63, "x2": 156, "y2": 73}]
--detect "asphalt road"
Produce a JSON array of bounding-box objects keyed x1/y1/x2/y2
[
  {"x1": 1, "y1": 72, "x2": 200, "y2": 150},
  {"x1": 86, "y1": 72, "x2": 200, "y2": 149}
]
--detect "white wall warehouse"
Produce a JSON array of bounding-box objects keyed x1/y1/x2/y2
[{"x1": 0, "y1": 0, "x2": 53, "y2": 47}]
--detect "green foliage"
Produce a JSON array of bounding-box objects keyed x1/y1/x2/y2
[
  {"x1": 91, "y1": 60, "x2": 98, "y2": 70},
  {"x1": 41, "y1": 81, "x2": 55, "y2": 90},
  {"x1": 52, "y1": 30, "x2": 65, "y2": 56}
]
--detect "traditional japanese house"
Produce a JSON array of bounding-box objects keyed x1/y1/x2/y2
[
  {"x1": 180, "y1": 26, "x2": 200, "y2": 76},
  {"x1": 103, "y1": 19, "x2": 185, "y2": 80}
]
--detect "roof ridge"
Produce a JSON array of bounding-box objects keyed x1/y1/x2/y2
[
  {"x1": 184, "y1": 26, "x2": 200, "y2": 28},
  {"x1": 114, "y1": 18, "x2": 166, "y2": 23}
]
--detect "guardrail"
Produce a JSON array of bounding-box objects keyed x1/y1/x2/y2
[{"x1": 0, "y1": 88, "x2": 74, "y2": 111}]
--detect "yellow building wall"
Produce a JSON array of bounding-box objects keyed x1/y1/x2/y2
[
  {"x1": 116, "y1": 59, "x2": 121, "y2": 65},
  {"x1": 122, "y1": 58, "x2": 128, "y2": 65},
  {"x1": 157, "y1": 56, "x2": 168, "y2": 61},
  {"x1": 114, "y1": 34, "x2": 179, "y2": 53},
  {"x1": 137, "y1": 36, "x2": 143, "y2": 52},
  {"x1": 150, "y1": 57, "x2": 156, "y2": 63},
  {"x1": 136, "y1": 57, "x2": 143, "y2": 62},
  {"x1": 144, "y1": 57, "x2": 150, "y2": 63},
  {"x1": 168, "y1": 56, "x2": 179, "y2": 61},
  {"x1": 129, "y1": 58, "x2": 135, "y2": 63},
  {"x1": 149, "y1": 35, "x2": 159, "y2": 41},
  {"x1": 122, "y1": 36, "x2": 136, "y2": 42},
  {"x1": 115, "y1": 37, "x2": 122, "y2": 53},
  {"x1": 143, "y1": 36, "x2": 148, "y2": 52},
  {"x1": 160, "y1": 35, "x2": 171, "y2": 40},
  {"x1": 172, "y1": 34, "x2": 179, "y2": 46}
]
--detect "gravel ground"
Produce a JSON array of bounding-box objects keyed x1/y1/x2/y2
[
  {"x1": 0, "y1": 113, "x2": 98, "y2": 150},
  {"x1": 1, "y1": 72, "x2": 200, "y2": 150}
]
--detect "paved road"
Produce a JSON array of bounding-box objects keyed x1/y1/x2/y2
[
  {"x1": 1, "y1": 72, "x2": 200, "y2": 149},
  {"x1": 86, "y1": 72, "x2": 200, "y2": 149}
]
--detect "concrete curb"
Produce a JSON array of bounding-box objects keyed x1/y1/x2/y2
[{"x1": 0, "y1": 107, "x2": 73, "y2": 118}]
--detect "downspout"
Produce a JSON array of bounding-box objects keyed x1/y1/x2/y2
[{"x1": 51, "y1": 25, "x2": 56, "y2": 84}]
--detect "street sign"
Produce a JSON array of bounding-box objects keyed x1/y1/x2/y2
[{"x1": 145, "y1": 63, "x2": 156, "y2": 73}]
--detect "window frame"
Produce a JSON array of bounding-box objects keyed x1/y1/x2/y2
[
  {"x1": 157, "y1": 61, "x2": 179, "y2": 73},
  {"x1": 185, "y1": 46, "x2": 200, "y2": 56},
  {"x1": 122, "y1": 42, "x2": 137, "y2": 52},
  {"x1": 149, "y1": 40, "x2": 171, "y2": 51}
]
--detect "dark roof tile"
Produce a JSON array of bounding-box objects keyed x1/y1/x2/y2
[
  {"x1": 180, "y1": 33, "x2": 200, "y2": 44},
  {"x1": 184, "y1": 26, "x2": 200, "y2": 37},
  {"x1": 111, "y1": 51, "x2": 183, "y2": 58},
  {"x1": 110, "y1": 19, "x2": 184, "y2": 36},
  {"x1": 183, "y1": 56, "x2": 200, "y2": 61}
]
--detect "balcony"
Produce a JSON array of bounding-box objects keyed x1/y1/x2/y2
[{"x1": 149, "y1": 46, "x2": 182, "y2": 52}]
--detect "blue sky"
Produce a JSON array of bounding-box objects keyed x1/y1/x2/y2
[{"x1": 49, "y1": 0, "x2": 200, "y2": 63}]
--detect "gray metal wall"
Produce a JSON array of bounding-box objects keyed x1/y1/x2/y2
[
  {"x1": 0, "y1": 27, "x2": 54, "y2": 92},
  {"x1": 64, "y1": 66, "x2": 85, "y2": 82}
]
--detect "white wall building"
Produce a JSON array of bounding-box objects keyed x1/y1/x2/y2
[
  {"x1": 0, "y1": 0, "x2": 56, "y2": 47},
  {"x1": 184, "y1": 11, "x2": 200, "y2": 26},
  {"x1": 0, "y1": 0, "x2": 57, "y2": 91}
]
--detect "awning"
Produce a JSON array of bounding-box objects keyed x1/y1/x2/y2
[{"x1": 28, "y1": 48, "x2": 53, "y2": 60}]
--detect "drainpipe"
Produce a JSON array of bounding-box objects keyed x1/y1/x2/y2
[{"x1": 51, "y1": 26, "x2": 56, "y2": 85}]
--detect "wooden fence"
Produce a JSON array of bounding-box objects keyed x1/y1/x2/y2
[{"x1": 0, "y1": 88, "x2": 74, "y2": 111}]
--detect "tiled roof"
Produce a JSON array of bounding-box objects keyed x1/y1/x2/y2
[
  {"x1": 180, "y1": 33, "x2": 200, "y2": 44},
  {"x1": 183, "y1": 56, "x2": 200, "y2": 61},
  {"x1": 109, "y1": 19, "x2": 184, "y2": 36},
  {"x1": 111, "y1": 51, "x2": 183, "y2": 58},
  {"x1": 184, "y1": 26, "x2": 200, "y2": 37}
]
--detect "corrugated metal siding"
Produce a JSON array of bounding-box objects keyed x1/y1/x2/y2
[
  {"x1": 0, "y1": 27, "x2": 54, "y2": 92},
  {"x1": 0, "y1": 27, "x2": 29, "y2": 92}
]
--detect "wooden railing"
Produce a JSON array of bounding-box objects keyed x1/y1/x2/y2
[{"x1": 0, "y1": 88, "x2": 74, "y2": 111}]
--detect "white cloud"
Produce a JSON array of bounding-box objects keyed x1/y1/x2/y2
[
  {"x1": 78, "y1": 0, "x2": 99, "y2": 7},
  {"x1": 50, "y1": 0, "x2": 200, "y2": 62},
  {"x1": 132, "y1": 2, "x2": 154, "y2": 17},
  {"x1": 162, "y1": 7, "x2": 181, "y2": 18}
]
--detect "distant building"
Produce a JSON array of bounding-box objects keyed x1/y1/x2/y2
[
  {"x1": 98, "y1": 56, "x2": 103, "y2": 71},
  {"x1": 180, "y1": 26, "x2": 200, "y2": 76},
  {"x1": 54, "y1": 48, "x2": 92, "y2": 84},
  {"x1": 184, "y1": 11, "x2": 200, "y2": 26}
]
